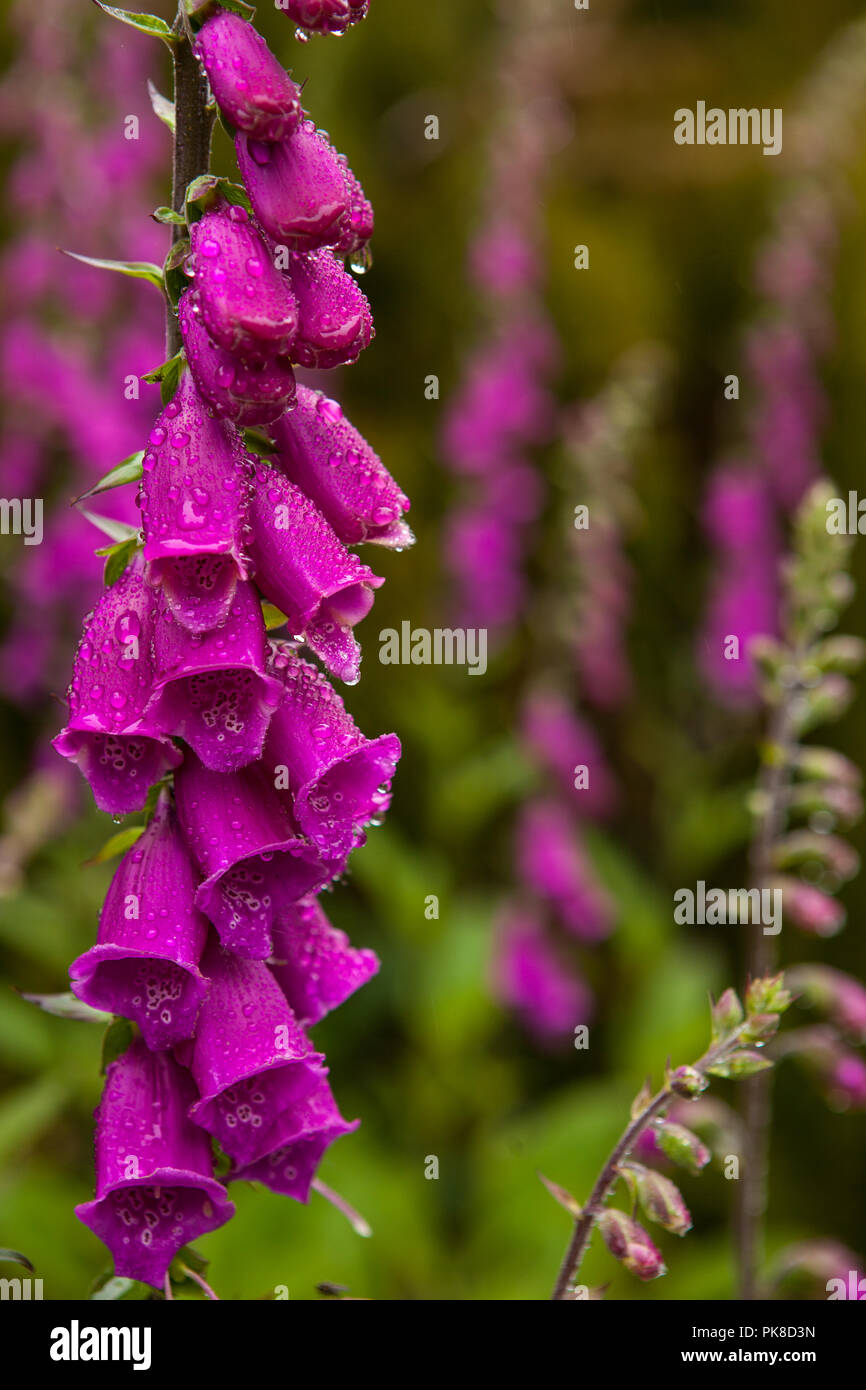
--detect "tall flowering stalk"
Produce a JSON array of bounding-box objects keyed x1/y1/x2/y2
[{"x1": 45, "y1": 0, "x2": 409, "y2": 1293}]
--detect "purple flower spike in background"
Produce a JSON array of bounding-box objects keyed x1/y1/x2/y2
[
  {"x1": 287, "y1": 248, "x2": 373, "y2": 370},
  {"x1": 265, "y1": 642, "x2": 400, "y2": 858},
  {"x1": 279, "y1": 0, "x2": 370, "y2": 36},
  {"x1": 75, "y1": 1039, "x2": 234, "y2": 1289},
  {"x1": 189, "y1": 203, "x2": 298, "y2": 356},
  {"x1": 272, "y1": 385, "x2": 412, "y2": 548},
  {"x1": 69, "y1": 791, "x2": 208, "y2": 1050},
  {"x1": 247, "y1": 464, "x2": 383, "y2": 682},
  {"x1": 516, "y1": 800, "x2": 614, "y2": 943},
  {"x1": 148, "y1": 579, "x2": 283, "y2": 774},
  {"x1": 140, "y1": 371, "x2": 252, "y2": 632},
  {"x1": 195, "y1": 12, "x2": 302, "y2": 142},
  {"x1": 235, "y1": 123, "x2": 349, "y2": 251},
  {"x1": 491, "y1": 907, "x2": 592, "y2": 1046},
  {"x1": 174, "y1": 749, "x2": 331, "y2": 959},
  {"x1": 52, "y1": 565, "x2": 181, "y2": 815},
  {"x1": 178, "y1": 290, "x2": 297, "y2": 427},
  {"x1": 269, "y1": 896, "x2": 379, "y2": 1026}
]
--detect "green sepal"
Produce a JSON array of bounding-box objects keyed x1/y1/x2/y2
[
  {"x1": 244, "y1": 429, "x2": 278, "y2": 456},
  {"x1": 93, "y1": 3, "x2": 177, "y2": 44},
  {"x1": 148, "y1": 79, "x2": 176, "y2": 133},
  {"x1": 261, "y1": 602, "x2": 289, "y2": 631},
  {"x1": 537, "y1": 1172, "x2": 582, "y2": 1219},
  {"x1": 142, "y1": 350, "x2": 185, "y2": 405},
  {"x1": 17, "y1": 991, "x2": 112, "y2": 1024},
  {"x1": 82, "y1": 511, "x2": 141, "y2": 546},
  {"x1": 101, "y1": 1017, "x2": 136, "y2": 1075},
  {"x1": 75, "y1": 451, "x2": 144, "y2": 504},
  {"x1": 185, "y1": 0, "x2": 255, "y2": 27},
  {"x1": 153, "y1": 207, "x2": 187, "y2": 226},
  {"x1": 61, "y1": 249, "x2": 165, "y2": 292},
  {"x1": 84, "y1": 824, "x2": 146, "y2": 867},
  {"x1": 185, "y1": 174, "x2": 252, "y2": 223},
  {"x1": 99, "y1": 536, "x2": 142, "y2": 587}
]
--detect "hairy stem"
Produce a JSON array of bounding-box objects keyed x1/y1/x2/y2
[{"x1": 166, "y1": 7, "x2": 214, "y2": 358}]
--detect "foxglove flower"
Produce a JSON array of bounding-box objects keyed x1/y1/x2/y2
[
  {"x1": 188, "y1": 202, "x2": 298, "y2": 355},
  {"x1": 195, "y1": 11, "x2": 301, "y2": 141},
  {"x1": 69, "y1": 791, "x2": 208, "y2": 1050},
  {"x1": 140, "y1": 372, "x2": 252, "y2": 633},
  {"x1": 491, "y1": 906, "x2": 592, "y2": 1044},
  {"x1": 75, "y1": 1040, "x2": 234, "y2": 1288},
  {"x1": 247, "y1": 463, "x2": 383, "y2": 682},
  {"x1": 231, "y1": 1075, "x2": 357, "y2": 1202},
  {"x1": 179, "y1": 290, "x2": 297, "y2": 426},
  {"x1": 174, "y1": 749, "x2": 332, "y2": 959},
  {"x1": 265, "y1": 642, "x2": 399, "y2": 858},
  {"x1": 333, "y1": 165, "x2": 374, "y2": 260},
  {"x1": 148, "y1": 579, "x2": 282, "y2": 773},
  {"x1": 597, "y1": 1209, "x2": 666, "y2": 1281},
  {"x1": 272, "y1": 384, "x2": 412, "y2": 548},
  {"x1": 52, "y1": 565, "x2": 181, "y2": 814},
  {"x1": 235, "y1": 123, "x2": 349, "y2": 251},
  {"x1": 185, "y1": 939, "x2": 332, "y2": 1169},
  {"x1": 279, "y1": 0, "x2": 369, "y2": 35},
  {"x1": 516, "y1": 800, "x2": 614, "y2": 942},
  {"x1": 521, "y1": 686, "x2": 617, "y2": 818},
  {"x1": 269, "y1": 896, "x2": 378, "y2": 1025},
  {"x1": 287, "y1": 248, "x2": 373, "y2": 369}
]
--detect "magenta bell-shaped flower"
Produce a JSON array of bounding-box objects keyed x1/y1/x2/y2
[
  {"x1": 189, "y1": 202, "x2": 298, "y2": 355},
  {"x1": 235, "y1": 122, "x2": 350, "y2": 251},
  {"x1": 147, "y1": 579, "x2": 283, "y2": 773},
  {"x1": 75, "y1": 1039, "x2": 234, "y2": 1289},
  {"x1": 491, "y1": 905, "x2": 592, "y2": 1044},
  {"x1": 269, "y1": 895, "x2": 378, "y2": 1026},
  {"x1": 179, "y1": 290, "x2": 297, "y2": 427},
  {"x1": 140, "y1": 372, "x2": 252, "y2": 633},
  {"x1": 174, "y1": 748, "x2": 333, "y2": 959},
  {"x1": 230, "y1": 1074, "x2": 357, "y2": 1201},
  {"x1": 185, "y1": 938, "x2": 335, "y2": 1172},
  {"x1": 516, "y1": 800, "x2": 614, "y2": 942},
  {"x1": 333, "y1": 165, "x2": 374, "y2": 259},
  {"x1": 278, "y1": 0, "x2": 369, "y2": 35},
  {"x1": 272, "y1": 384, "x2": 412, "y2": 548},
  {"x1": 265, "y1": 641, "x2": 399, "y2": 858},
  {"x1": 247, "y1": 463, "x2": 383, "y2": 683},
  {"x1": 69, "y1": 790, "x2": 208, "y2": 1050},
  {"x1": 52, "y1": 563, "x2": 181, "y2": 815},
  {"x1": 287, "y1": 248, "x2": 373, "y2": 369},
  {"x1": 195, "y1": 11, "x2": 302, "y2": 141}
]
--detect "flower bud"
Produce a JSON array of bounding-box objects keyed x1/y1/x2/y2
[
  {"x1": 656, "y1": 1121, "x2": 711, "y2": 1174},
  {"x1": 236, "y1": 123, "x2": 349, "y2": 251},
  {"x1": 774, "y1": 876, "x2": 846, "y2": 936},
  {"x1": 634, "y1": 1168, "x2": 692, "y2": 1236},
  {"x1": 195, "y1": 11, "x2": 301, "y2": 141},
  {"x1": 772, "y1": 830, "x2": 859, "y2": 881},
  {"x1": 597, "y1": 1209, "x2": 666, "y2": 1280},
  {"x1": 287, "y1": 248, "x2": 373, "y2": 370},
  {"x1": 746, "y1": 972, "x2": 792, "y2": 1016},
  {"x1": 278, "y1": 0, "x2": 369, "y2": 35},
  {"x1": 707, "y1": 1049, "x2": 773, "y2": 1078},
  {"x1": 189, "y1": 202, "x2": 298, "y2": 355},
  {"x1": 711, "y1": 987, "x2": 744, "y2": 1036},
  {"x1": 786, "y1": 964, "x2": 866, "y2": 1041}
]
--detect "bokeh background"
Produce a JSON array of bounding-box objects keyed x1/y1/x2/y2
[{"x1": 1, "y1": 0, "x2": 866, "y2": 1300}]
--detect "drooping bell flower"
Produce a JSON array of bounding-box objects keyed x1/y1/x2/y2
[
  {"x1": 265, "y1": 642, "x2": 399, "y2": 858},
  {"x1": 333, "y1": 166, "x2": 374, "y2": 260},
  {"x1": 194, "y1": 11, "x2": 301, "y2": 141},
  {"x1": 279, "y1": 0, "x2": 369, "y2": 36},
  {"x1": 179, "y1": 290, "x2": 297, "y2": 427},
  {"x1": 269, "y1": 895, "x2": 378, "y2": 1025},
  {"x1": 185, "y1": 938, "x2": 331, "y2": 1168},
  {"x1": 235, "y1": 122, "x2": 349, "y2": 251},
  {"x1": 189, "y1": 203, "x2": 298, "y2": 355},
  {"x1": 287, "y1": 248, "x2": 373, "y2": 369},
  {"x1": 52, "y1": 564, "x2": 181, "y2": 815},
  {"x1": 272, "y1": 384, "x2": 412, "y2": 548},
  {"x1": 247, "y1": 463, "x2": 383, "y2": 682},
  {"x1": 69, "y1": 791, "x2": 208, "y2": 1050},
  {"x1": 786, "y1": 964, "x2": 866, "y2": 1041},
  {"x1": 516, "y1": 800, "x2": 614, "y2": 942},
  {"x1": 75, "y1": 1039, "x2": 234, "y2": 1289},
  {"x1": 140, "y1": 371, "x2": 252, "y2": 633},
  {"x1": 521, "y1": 686, "x2": 617, "y2": 819},
  {"x1": 147, "y1": 579, "x2": 283, "y2": 773},
  {"x1": 174, "y1": 748, "x2": 332, "y2": 959},
  {"x1": 231, "y1": 1073, "x2": 358, "y2": 1202},
  {"x1": 491, "y1": 905, "x2": 592, "y2": 1045}
]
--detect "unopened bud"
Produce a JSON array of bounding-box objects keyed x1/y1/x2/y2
[
  {"x1": 712, "y1": 988, "x2": 744, "y2": 1036},
  {"x1": 635, "y1": 1169, "x2": 692, "y2": 1236},
  {"x1": 668, "y1": 1065, "x2": 709, "y2": 1099},
  {"x1": 786, "y1": 964, "x2": 866, "y2": 1042},
  {"x1": 597, "y1": 1209, "x2": 666, "y2": 1281},
  {"x1": 707, "y1": 1049, "x2": 773, "y2": 1078},
  {"x1": 656, "y1": 1121, "x2": 711, "y2": 1174}
]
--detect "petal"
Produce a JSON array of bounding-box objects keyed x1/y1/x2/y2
[
  {"x1": 195, "y1": 13, "x2": 301, "y2": 141},
  {"x1": 270, "y1": 897, "x2": 379, "y2": 1025},
  {"x1": 235, "y1": 124, "x2": 349, "y2": 251},
  {"x1": 288, "y1": 249, "x2": 373, "y2": 370},
  {"x1": 191, "y1": 203, "x2": 298, "y2": 354},
  {"x1": 179, "y1": 290, "x2": 297, "y2": 427}
]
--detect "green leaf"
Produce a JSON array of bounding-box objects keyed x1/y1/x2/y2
[
  {"x1": 75, "y1": 451, "x2": 144, "y2": 504},
  {"x1": 18, "y1": 991, "x2": 111, "y2": 1024},
  {"x1": 101, "y1": 1018, "x2": 135, "y2": 1075},
  {"x1": 61, "y1": 250, "x2": 165, "y2": 291},
  {"x1": 0, "y1": 1249, "x2": 34, "y2": 1272},
  {"x1": 147, "y1": 79, "x2": 175, "y2": 133},
  {"x1": 142, "y1": 350, "x2": 185, "y2": 405},
  {"x1": 82, "y1": 510, "x2": 141, "y2": 545},
  {"x1": 99, "y1": 536, "x2": 141, "y2": 587},
  {"x1": 538, "y1": 1172, "x2": 582, "y2": 1219},
  {"x1": 244, "y1": 428, "x2": 278, "y2": 456},
  {"x1": 706, "y1": 1051, "x2": 773, "y2": 1079},
  {"x1": 261, "y1": 602, "x2": 289, "y2": 631},
  {"x1": 185, "y1": 175, "x2": 252, "y2": 222},
  {"x1": 153, "y1": 206, "x2": 187, "y2": 226},
  {"x1": 84, "y1": 825, "x2": 145, "y2": 867},
  {"x1": 93, "y1": 4, "x2": 177, "y2": 44}
]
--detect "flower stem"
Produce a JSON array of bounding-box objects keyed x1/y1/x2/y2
[{"x1": 166, "y1": 6, "x2": 214, "y2": 358}]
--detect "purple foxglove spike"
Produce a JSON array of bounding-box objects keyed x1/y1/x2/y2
[
  {"x1": 521, "y1": 686, "x2": 617, "y2": 819},
  {"x1": 265, "y1": 642, "x2": 399, "y2": 859},
  {"x1": 187, "y1": 938, "x2": 331, "y2": 1167},
  {"x1": 287, "y1": 249, "x2": 373, "y2": 370},
  {"x1": 269, "y1": 896, "x2": 379, "y2": 1025},
  {"x1": 491, "y1": 905, "x2": 593, "y2": 1044},
  {"x1": 179, "y1": 290, "x2": 297, "y2": 427},
  {"x1": 52, "y1": 565, "x2": 181, "y2": 815},
  {"x1": 231, "y1": 1073, "x2": 358, "y2": 1202},
  {"x1": 69, "y1": 791, "x2": 208, "y2": 1050},
  {"x1": 189, "y1": 203, "x2": 298, "y2": 355},
  {"x1": 174, "y1": 749, "x2": 333, "y2": 959},
  {"x1": 516, "y1": 800, "x2": 614, "y2": 942},
  {"x1": 140, "y1": 371, "x2": 252, "y2": 633},
  {"x1": 235, "y1": 123, "x2": 349, "y2": 252},
  {"x1": 194, "y1": 12, "x2": 302, "y2": 141},
  {"x1": 271, "y1": 385, "x2": 412, "y2": 549},
  {"x1": 75, "y1": 1039, "x2": 234, "y2": 1289},
  {"x1": 333, "y1": 166, "x2": 374, "y2": 259},
  {"x1": 148, "y1": 579, "x2": 282, "y2": 773},
  {"x1": 279, "y1": 0, "x2": 369, "y2": 35},
  {"x1": 247, "y1": 463, "x2": 383, "y2": 682}
]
